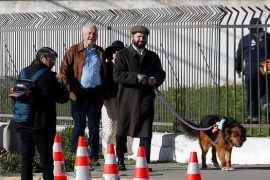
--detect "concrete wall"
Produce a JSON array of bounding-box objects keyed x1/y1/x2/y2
[{"x1": 0, "y1": 0, "x2": 269, "y2": 14}]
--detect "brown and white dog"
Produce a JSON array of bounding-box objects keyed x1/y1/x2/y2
[{"x1": 179, "y1": 115, "x2": 246, "y2": 171}]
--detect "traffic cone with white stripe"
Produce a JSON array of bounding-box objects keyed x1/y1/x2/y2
[
  {"x1": 73, "y1": 136, "x2": 92, "y2": 180},
  {"x1": 53, "y1": 133, "x2": 67, "y2": 180},
  {"x1": 103, "y1": 143, "x2": 120, "y2": 180},
  {"x1": 133, "y1": 146, "x2": 149, "y2": 180},
  {"x1": 186, "y1": 152, "x2": 202, "y2": 180}
]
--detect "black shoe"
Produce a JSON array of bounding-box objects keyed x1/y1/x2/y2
[
  {"x1": 118, "y1": 159, "x2": 127, "y2": 171},
  {"x1": 148, "y1": 167, "x2": 153, "y2": 172},
  {"x1": 70, "y1": 149, "x2": 76, "y2": 154}
]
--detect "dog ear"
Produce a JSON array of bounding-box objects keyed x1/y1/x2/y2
[
  {"x1": 224, "y1": 128, "x2": 231, "y2": 139},
  {"x1": 242, "y1": 126, "x2": 247, "y2": 141}
]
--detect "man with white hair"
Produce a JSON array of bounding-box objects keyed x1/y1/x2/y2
[{"x1": 59, "y1": 24, "x2": 107, "y2": 166}]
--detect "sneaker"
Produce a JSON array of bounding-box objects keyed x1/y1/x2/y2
[
  {"x1": 245, "y1": 117, "x2": 259, "y2": 124},
  {"x1": 91, "y1": 159, "x2": 101, "y2": 166}
]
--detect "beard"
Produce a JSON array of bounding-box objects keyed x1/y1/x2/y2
[{"x1": 132, "y1": 40, "x2": 147, "y2": 49}]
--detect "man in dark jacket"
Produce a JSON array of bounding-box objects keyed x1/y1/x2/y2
[
  {"x1": 236, "y1": 17, "x2": 270, "y2": 124},
  {"x1": 113, "y1": 25, "x2": 166, "y2": 171},
  {"x1": 14, "y1": 47, "x2": 69, "y2": 180}
]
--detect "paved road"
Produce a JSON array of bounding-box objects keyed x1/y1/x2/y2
[
  {"x1": 1, "y1": 163, "x2": 270, "y2": 180},
  {"x1": 90, "y1": 163, "x2": 270, "y2": 180}
]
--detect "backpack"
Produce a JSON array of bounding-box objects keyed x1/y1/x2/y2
[{"x1": 8, "y1": 68, "x2": 49, "y2": 123}]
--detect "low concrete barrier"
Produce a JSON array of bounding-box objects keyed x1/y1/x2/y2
[
  {"x1": 131, "y1": 133, "x2": 270, "y2": 165},
  {"x1": 0, "y1": 123, "x2": 7, "y2": 149},
  {"x1": 0, "y1": 121, "x2": 20, "y2": 154},
  {"x1": 1, "y1": 125, "x2": 269, "y2": 164}
]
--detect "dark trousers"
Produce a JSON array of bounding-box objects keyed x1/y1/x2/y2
[
  {"x1": 245, "y1": 67, "x2": 270, "y2": 117},
  {"x1": 70, "y1": 87, "x2": 103, "y2": 161},
  {"x1": 116, "y1": 135, "x2": 152, "y2": 163},
  {"x1": 19, "y1": 128, "x2": 55, "y2": 180}
]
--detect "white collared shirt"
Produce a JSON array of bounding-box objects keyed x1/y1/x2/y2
[{"x1": 132, "y1": 44, "x2": 145, "y2": 56}]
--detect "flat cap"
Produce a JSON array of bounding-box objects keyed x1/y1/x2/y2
[{"x1": 130, "y1": 25, "x2": 150, "y2": 35}]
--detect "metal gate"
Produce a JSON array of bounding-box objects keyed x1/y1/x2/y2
[{"x1": 0, "y1": 5, "x2": 270, "y2": 135}]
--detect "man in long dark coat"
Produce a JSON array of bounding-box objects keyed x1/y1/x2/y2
[{"x1": 113, "y1": 25, "x2": 166, "y2": 171}]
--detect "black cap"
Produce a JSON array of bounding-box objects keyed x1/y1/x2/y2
[
  {"x1": 249, "y1": 18, "x2": 263, "y2": 31},
  {"x1": 130, "y1": 25, "x2": 150, "y2": 35},
  {"x1": 105, "y1": 40, "x2": 125, "y2": 60},
  {"x1": 250, "y1": 17, "x2": 262, "y2": 25}
]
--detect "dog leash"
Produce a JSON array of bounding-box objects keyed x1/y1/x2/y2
[
  {"x1": 138, "y1": 74, "x2": 213, "y2": 131},
  {"x1": 154, "y1": 87, "x2": 213, "y2": 131}
]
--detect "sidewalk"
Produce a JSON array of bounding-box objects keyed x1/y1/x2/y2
[
  {"x1": 0, "y1": 162, "x2": 184, "y2": 180},
  {"x1": 1, "y1": 163, "x2": 270, "y2": 180}
]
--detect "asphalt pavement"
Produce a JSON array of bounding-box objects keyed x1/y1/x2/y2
[{"x1": 0, "y1": 162, "x2": 270, "y2": 180}]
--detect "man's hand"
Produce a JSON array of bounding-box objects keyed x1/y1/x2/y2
[
  {"x1": 137, "y1": 74, "x2": 148, "y2": 85},
  {"x1": 148, "y1": 77, "x2": 156, "y2": 85}
]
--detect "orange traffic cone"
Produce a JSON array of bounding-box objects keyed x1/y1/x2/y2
[
  {"x1": 73, "y1": 136, "x2": 92, "y2": 180},
  {"x1": 103, "y1": 143, "x2": 119, "y2": 180},
  {"x1": 133, "y1": 146, "x2": 149, "y2": 180},
  {"x1": 186, "y1": 152, "x2": 202, "y2": 180},
  {"x1": 53, "y1": 133, "x2": 67, "y2": 180}
]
